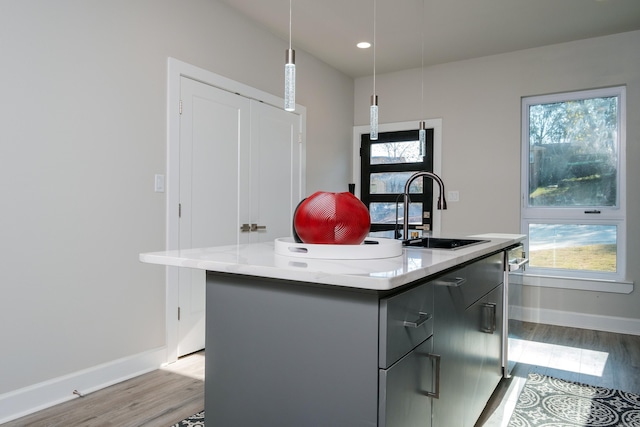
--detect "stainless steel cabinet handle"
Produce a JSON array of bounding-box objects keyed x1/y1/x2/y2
[
  {"x1": 433, "y1": 277, "x2": 466, "y2": 287},
  {"x1": 481, "y1": 302, "x2": 497, "y2": 333},
  {"x1": 424, "y1": 353, "x2": 441, "y2": 399},
  {"x1": 403, "y1": 312, "x2": 432, "y2": 328},
  {"x1": 508, "y1": 257, "x2": 529, "y2": 272}
]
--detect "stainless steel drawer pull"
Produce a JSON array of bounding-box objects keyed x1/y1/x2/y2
[
  {"x1": 481, "y1": 302, "x2": 497, "y2": 333},
  {"x1": 424, "y1": 353, "x2": 441, "y2": 399},
  {"x1": 403, "y1": 312, "x2": 432, "y2": 328},
  {"x1": 433, "y1": 277, "x2": 466, "y2": 287}
]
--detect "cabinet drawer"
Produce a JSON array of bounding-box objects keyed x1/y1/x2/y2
[
  {"x1": 379, "y1": 336, "x2": 435, "y2": 427},
  {"x1": 379, "y1": 282, "x2": 434, "y2": 368},
  {"x1": 458, "y1": 252, "x2": 503, "y2": 308}
]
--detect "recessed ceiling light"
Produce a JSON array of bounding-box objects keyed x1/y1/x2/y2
[{"x1": 357, "y1": 42, "x2": 371, "y2": 49}]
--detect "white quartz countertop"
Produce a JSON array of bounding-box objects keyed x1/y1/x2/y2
[{"x1": 140, "y1": 233, "x2": 525, "y2": 291}]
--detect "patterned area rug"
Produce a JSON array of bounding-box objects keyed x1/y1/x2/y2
[
  {"x1": 171, "y1": 410, "x2": 204, "y2": 427},
  {"x1": 509, "y1": 373, "x2": 640, "y2": 426}
]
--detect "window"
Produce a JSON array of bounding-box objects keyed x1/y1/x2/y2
[
  {"x1": 361, "y1": 129, "x2": 434, "y2": 237},
  {"x1": 521, "y1": 86, "x2": 626, "y2": 282}
]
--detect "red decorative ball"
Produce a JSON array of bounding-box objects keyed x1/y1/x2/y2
[{"x1": 293, "y1": 191, "x2": 371, "y2": 245}]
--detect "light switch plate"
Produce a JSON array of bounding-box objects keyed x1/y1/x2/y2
[
  {"x1": 154, "y1": 174, "x2": 165, "y2": 193},
  {"x1": 447, "y1": 190, "x2": 459, "y2": 202}
]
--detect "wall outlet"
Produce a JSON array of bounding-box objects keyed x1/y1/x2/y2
[{"x1": 447, "y1": 190, "x2": 459, "y2": 202}]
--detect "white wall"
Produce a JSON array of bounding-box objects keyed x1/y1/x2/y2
[
  {"x1": 354, "y1": 30, "x2": 640, "y2": 323},
  {"x1": 0, "y1": 0, "x2": 353, "y2": 417}
]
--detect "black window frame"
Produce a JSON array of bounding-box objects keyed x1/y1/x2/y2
[{"x1": 360, "y1": 129, "x2": 434, "y2": 235}]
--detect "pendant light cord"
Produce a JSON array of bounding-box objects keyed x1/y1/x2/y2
[
  {"x1": 420, "y1": 0, "x2": 424, "y2": 119},
  {"x1": 289, "y1": 0, "x2": 292, "y2": 50},
  {"x1": 373, "y1": 0, "x2": 376, "y2": 95}
]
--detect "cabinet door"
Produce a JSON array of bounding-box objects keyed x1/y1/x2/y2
[
  {"x1": 464, "y1": 284, "x2": 504, "y2": 426},
  {"x1": 432, "y1": 273, "x2": 466, "y2": 427},
  {"x1": 379, "y1": 337, "x2": 434, "y2": 427},
  {"x1": 432, "y1": 258, "x2": 503, "y2": 427}
]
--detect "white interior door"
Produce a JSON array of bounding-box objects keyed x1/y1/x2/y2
[
  {"x1": 249, "y1": 100, "x2": 302, "y2": 242},
  {"x1": 178, "y1": 76, "x2": 250, "y2": 357},
  {"x1": 167, "y1": 59, "x2": 307, "y2": 363}
]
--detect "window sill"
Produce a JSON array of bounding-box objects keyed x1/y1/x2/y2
[{"x1": 511, "y1": 272, "x2": 634, "y2": 294}]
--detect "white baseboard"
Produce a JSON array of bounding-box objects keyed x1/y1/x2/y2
[
  {"x1": 515, "y1": 306, "x2": 640, "y2": 336},
  {"x1": 0, "y1": 347, "x2": 167, "y2": 424}
]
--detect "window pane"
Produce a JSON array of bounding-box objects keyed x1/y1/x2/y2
[
  {"x1": 528, "y1": 224, "x2": 617, "y2": 272},
  {"x1": 371, "y1": 140, "x2": 422, "y2": 164},
  {"x1": 528, "y1": 96, "x2": 618, "y2": 207},
  {"x1": 370, "y1": 171, "x2": 423, "y2": 194},
  {"x1": 369, "y1": 202, "x2": 422, "y2": 225}
]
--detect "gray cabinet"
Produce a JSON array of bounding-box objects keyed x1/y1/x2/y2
[
  {"x1": 205, "y1": 272, "x2": 437, "y2": 427},
  {"x1": 203, "y1": 251, "x2": 503, "y2": 427},
  {"x1": 379, "y1": 278, "x2": 434, "y2": 368},
  {"x1": 432, "y1": 276, "x2": 466, "y2": 427},
  {"x1": 379, "y1": 281, "x2": 436, "y2": 427},
  {"x1": 205, "y1": 274, "x2": 380, "y2": 426},
  {"x1": 379, "y1": 336, "x2": 435, "y2": 427},
  {"x1": 464, "y1": 284, "x2": 503, "y2": 426},
  {"x1": 432, "y1": 252, "x2": 504, "y2": 427}
]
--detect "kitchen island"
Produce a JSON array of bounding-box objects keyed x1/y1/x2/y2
[{"x1": 140, "y1": 233, "x2": 525, "y2": 427}]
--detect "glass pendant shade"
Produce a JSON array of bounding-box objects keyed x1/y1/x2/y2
[
  {"x1": 419, "y1": 120, "x2": 426, "y2": 156},
  {"x1": 370, "y1": 95, "x2": 379, "y2": 140},
  {"x1": 285, "y1": 48, "x2": 296, "y2": 112}
]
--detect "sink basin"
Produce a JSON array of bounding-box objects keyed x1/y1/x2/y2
[{"x1": 402, "y1": 237, "x2": 489, "y2": 250}]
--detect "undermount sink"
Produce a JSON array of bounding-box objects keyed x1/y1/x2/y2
[{"x1": 402, "y1": 237, "x2": 489, "y2": 250}]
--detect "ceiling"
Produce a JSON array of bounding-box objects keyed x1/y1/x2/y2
[{"x1": 218, "y1": 0, "x2": 640, "y2": 78}]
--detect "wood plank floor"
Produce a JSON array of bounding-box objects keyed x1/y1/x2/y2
[
  {"x1": 478, "y1": 322, "x2": 640, "y2": 426},
  {"x1": 3, "y1": 323, "x2": 639, "y2": 427},
  {"x1": 1, "y1": 351, "x2": 204, "y2": 427}
]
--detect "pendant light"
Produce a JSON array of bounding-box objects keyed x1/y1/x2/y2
[
  {"x1": 370, "y1": 0, "x2": 378, "y2": 140},
  {"x1": 284, "y1": 0, "x2": 296, "y2": 112},
  {"x1": 418, "y1": 0, "x2": 426, "y2": 156}
]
